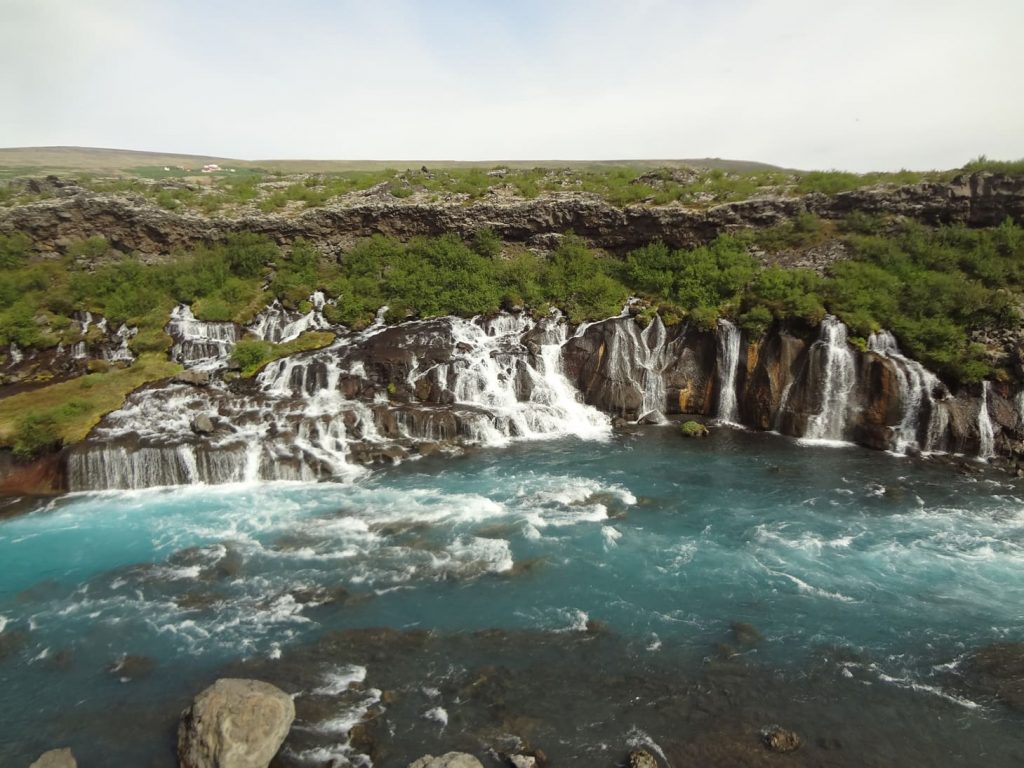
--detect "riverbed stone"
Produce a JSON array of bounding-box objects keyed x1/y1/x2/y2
[
  {"x1": 177, "y1": 678, "x2": 295, "y2": 768},
  {"x1": 628, "y1": 749, "x2": 658, "y2": 768},
  {"x1": 192, "y1": 413, "x2": 215, "y2": 434},
  {"x1": 29, "y1": 749, "x2": 77, "y2": 768},
  {"x1": 408, "y1": 753, "x2": 484, "y2": 768},
  {"x1": 761, "y1": 725, "x2": 801, "y2": 752},
  {"x1": 174, "y1": 370, "x2": 212, "y2": 386}
]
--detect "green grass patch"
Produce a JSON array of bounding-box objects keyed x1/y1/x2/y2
[{"x1": 0, "y1": 353, "x2": 182, "y2": 452}]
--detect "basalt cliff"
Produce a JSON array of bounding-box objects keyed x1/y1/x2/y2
[{"x1": 4, "y1": 172, "x2": 1024, "y2": 262}]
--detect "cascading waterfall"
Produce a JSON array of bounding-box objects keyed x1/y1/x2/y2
[
  {"x1": 444, "y1": 313, "x2": 610, "y2": 443},
  {"x1": 978, "y1": 381, "x2": 996, "y2": 461},
  {"x1": 867, "y1": 330, "x2": 948, "y2": 454},
  {"x1": 803, "y1": 315, "x2": 856, "y2": 442},
  {"x1": 248, "y1": 291, "x2": 333, "y2": 343},
  {"x1": 68, "y1": 310, "x2": 610, "y2": 491},
  {"x1": 637, "y1": 315, "x2": 668, "y2": 423},
  {"x1": 715, "y1": 319, "x2": 741, "y2": 424},
  {"x1": 166, "y1": 305, "x2": 239, "y2": 368}
]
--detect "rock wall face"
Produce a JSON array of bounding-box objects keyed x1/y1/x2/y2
[{"x1": 2, "y1": 173, "x2": 1023, "y2": 259}]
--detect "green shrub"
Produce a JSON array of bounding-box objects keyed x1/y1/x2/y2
[
  {"x1": 12, "y1": 412, "x2": 62, "y2": 458},
  {"x1": 66, "y1": 235, "x2": 110, "y2": 261},
  {"x1": 0, "y1": 232, "x2": 31, "y2": 268},
  {"x1": 232, "y1": 339, "x2": 273, "y2": 375}
]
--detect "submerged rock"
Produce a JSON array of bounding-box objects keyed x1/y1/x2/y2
[
  {"x1": 729, "y1": 621, "x2": 762, "y2": 648},
  {"x1": 108, "y1": 653, "x2": 156, "y2": 681},
  {"x1": 177, "y1": 678, "x2": 295, "y2": 768},
  {"x1": 761, "y1": 725, "x2": 801, "y2": 753},
  {"x1": 408, "y1": 753, "x2": 484, "y2": 768},
  {"x1": 29, "y1": 749, "x2": 77, "y2": 768},
  {"x1": 963, "y1": 642, "x2": 1024, "y2": 711}
]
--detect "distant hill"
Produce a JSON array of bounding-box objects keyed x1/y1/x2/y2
[{"x1": 0, "y1": 146, "x2": 789, "y2": 176}]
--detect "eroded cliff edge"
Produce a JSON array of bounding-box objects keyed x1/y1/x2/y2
[{"x1": 3, "y1": 172, "x2": 1023, "y2": 260}]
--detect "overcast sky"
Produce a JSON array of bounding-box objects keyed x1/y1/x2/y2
[{"x1": 2, "y1": 0, "x2": 1022, "y2": 171}]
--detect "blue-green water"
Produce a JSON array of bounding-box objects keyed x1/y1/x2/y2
[{"x1": 1, "y1": 428, "x2": 1023, "y2": 766}]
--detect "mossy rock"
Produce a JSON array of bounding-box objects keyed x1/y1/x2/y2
[{"x1": 680, "y1": 420, "x2": 709, "y2": 438}]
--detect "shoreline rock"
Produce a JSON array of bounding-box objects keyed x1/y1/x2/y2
[
  {"x1": 177, "y1": 678, "x2": 295, "y2": 768},
  {"x1": 28, "y1": 749, "x2": 76, "y2": 768}
]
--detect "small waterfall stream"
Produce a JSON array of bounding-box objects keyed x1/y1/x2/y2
[
  {"x1": 803, "y1": 316, "x2": 856, "y2": 442},
  {"x1": 166, "y1": 305, "x2": 240, "y2": 368},
  {"x1": 978, "y1": 381, "x2": 996, "y2": 461},
  {"x1": 867, "y1": 330, "x2": 948, "y2": 454},
  {"x1": 248, "y1": 291, "x2": 333, "y2": 343},
  {"x1": 637, "y1": 315, "x2": 669, "y2": 423},
  {"x1": 715, "y1": 319, "x2": 741, "y2": 424}
]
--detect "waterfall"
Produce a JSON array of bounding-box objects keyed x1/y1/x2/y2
[
  {"x1": 68, "y1": 311, "x2": 610, "y2": 491},
  {"x1": 803, "y1": 316, "x2": 856, "y2": 442},
  {"x1": 166, "y1": 305, "x2": 239, "y2": 368},
  {"x1": 444, "y1": 313, "x2": 610, "y2": 443},
  {"x1": 248, "y1": 291, "x2": 333, "y2": 344},
  {"x1": 637, "y1": 315, "x2": 668, "y2": 423},
  {"x1": 715, "y1": 319, "x2": 741, "y2": 424},
  {"x1": 978, "y1": 381, "x2": 996, "y2": 461},
  {"x1": 867, "y1": 330, "x2": 948, "y2": 454},
  {"x1": 59, "y1": 311, "x2": 137, "y2": 365}
]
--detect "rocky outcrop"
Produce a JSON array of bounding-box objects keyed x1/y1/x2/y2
[
  {"x1": 408, "y1": 754, "x2": 484, "y2": 768},
  {"x1": 2, "y1": 173, "x2": 1022, "y2": 259},
  {"x1": 28, "y1": 749, "x2": 77, "y2": 768},
  {"x1": 177, "y1": 678, "x2": 295, "y2": 768},
  {"x1": 761, "y1": 725, "x2": 801, "y2": 753}
]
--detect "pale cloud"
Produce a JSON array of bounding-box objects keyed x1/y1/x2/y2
[{"x1": 1, "y1": 0, "x2": 1021, "y2": 170}]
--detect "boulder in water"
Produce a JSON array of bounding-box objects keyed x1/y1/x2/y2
[
  {"x1": 761, "y1": 725, "x2": 801, "y2": 753},
  {"x1": 680, "y1": 420, "x2": 709, "y2": 438},
  {"x1": 408, "y1": 754, "x2": 484, "y2": 768},
  {"x1": 174, "y1": 370, "x2": 212, "y2": 386},
  {"x1": 192, "y1": 413, "x2": 215, "y2": 434},
  {"x1": 177, "y1": 678, "x2": 295, "y2": 768},
  {"x1": 627, "y1": 749, "x2": 659, "y2": 768},
  {"x1": 29, "y1": 749, "x2": 77, "y2": 768}
]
